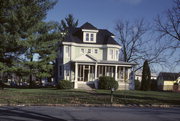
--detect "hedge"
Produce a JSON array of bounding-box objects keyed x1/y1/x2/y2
[
  {"x1": 98, "y1": 76, "x2": 118, "y2": 90},
  {"x1": 57, "y1": 80, "x2": 73, "y2": 89}
]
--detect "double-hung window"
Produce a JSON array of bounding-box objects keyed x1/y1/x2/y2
[
  {"x1": 66, "y1": 46, "x2": 70, "y2": 57},
  {"x1": 90, "y1": 34, "x2": 94, "y2": 41},
  {"x1": 116, "y1": 50, "x2": 119, "y2": 60},
  {"x1": 110, "y1": 49, "x2": 113, "y2": 59},
  {"x1": 86, "y1": 33, "x2": 89, "y2": 41}
]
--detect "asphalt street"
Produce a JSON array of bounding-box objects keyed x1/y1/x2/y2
[{"x1": 0, "y1": 106, "x2": 180, "y2": 121}]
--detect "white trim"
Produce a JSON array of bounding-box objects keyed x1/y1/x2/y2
[
  {"x1": 82, "y1": 29, "x2": 99, "y2": 32},
  {"x1": 62, "y1": 42, "x2": 121, "y2": 49},
  {"x1": 74, "y1": 62, "x2": 133, "y2": 67}
]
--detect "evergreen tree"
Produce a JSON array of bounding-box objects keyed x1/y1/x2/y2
[
  {"x1": 141, "y1": 60, "x2": 151, "y2": 91},
  {"x1": 60, "y1": 14, "x2": 78, "y2": 32},
  {"x1": 35, "y1": 22, "x2": 61, "y2": 82},
  {"x1": 0, "y1": 0, "x2": 60, "y2": 86}
]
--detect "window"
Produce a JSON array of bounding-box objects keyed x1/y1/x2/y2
[
  {"x1": 88, "y1": 49, "x2": 91, "y2": 53},
  {"x1": 90, "y1": 34, "x2": 94, "y2": 41},
  {"x1": 116, "y1": 50, "x2": 119, "y2": 59},
  {"x1": 84, "y1": 32, "x2": 96, "y2": 43},
  {"x1": 86, "y1": 33, "x2": 89, "y2": 41},
  {"x1": 81, "y1": 48, "x2": 85, "y2": 53},
  {"x1": 65, "y1": 65, "x2": 70, "y2": 76},
  {"x1": 66, "y1": 46, "x2": 70, "y2": 57},
  {"x1": 94, "y1": 49, "x2": 98, "y2": 54},
  {"x1": 59, "y1": 66, "x2": 62, "y2": 76},
  {"x1": 110, "y1": 49, "x2": 113, "y2": 59}
]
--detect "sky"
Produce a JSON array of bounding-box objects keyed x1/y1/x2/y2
[
  {"x1": 46, "y1": 0, "x2": 173, "y2": 32},
  {"x1": 45, "y1": 0, "x2": 179, "y2": 73}
]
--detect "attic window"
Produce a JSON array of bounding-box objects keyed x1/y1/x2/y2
[
  {"x1": 90, "y1": 34, "x2": 94, "y2": 41},
  {"x1": 83, "y1": 32, "x2": 97, "y2": 43},
  {"x1": 86, "y1": 33, "x2": 89, "y2": 41}
]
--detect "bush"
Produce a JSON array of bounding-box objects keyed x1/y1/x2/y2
[
  {"x1": 98, "y1": 76, "x2": 118, "y2": 90},
  {"x1": 0, "y1": 80, "x2": 4, "y2": 90},
  {"x1": 134, "y1": 79, "x2": 141, "y2": 90},
  {"x1": 57, "y1": 80, "x2": 73, "y2": 89},
  {"x1": 150, "y1": 79, "x2": 158, "y2": 91}
]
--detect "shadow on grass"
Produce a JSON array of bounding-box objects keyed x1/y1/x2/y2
[{"x1": 0, "y1": 107, "x2": 66, "y2": 121}]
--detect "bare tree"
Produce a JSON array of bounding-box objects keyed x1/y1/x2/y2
[
  {"x1": 155, "y1": 0, "x2": 180, "y2": 64},
  {"x1": 115, "y1": 19, "x2": 147, "y2": 63},
  {"x1": 155, "y1": 0, "x2": 180, "y2": 42},
  {"x1": 115, "y1": 19, "x2": 168, "y2": 71}
]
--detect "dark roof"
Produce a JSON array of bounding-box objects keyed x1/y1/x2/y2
[
  {"x1": 62, "y1": 22, "x2": 119, "y2": 45},
  {"x1": 80, "y1": 22, "x2": 98, "y2": 30},
  {"x1": 158, "y1": 72, "x2": 180, "y2": 81}
]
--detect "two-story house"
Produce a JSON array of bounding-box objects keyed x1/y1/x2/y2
[{"x1": 56, "y1": 22, "x2": 135, "y2": 90}]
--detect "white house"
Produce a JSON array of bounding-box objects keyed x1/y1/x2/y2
[
  {"x1": 55, "y1": 22, "x2": 135, "y2": 90},
  {"x1": 135, "y1": 70, "x2": 157, "y2": 82}
]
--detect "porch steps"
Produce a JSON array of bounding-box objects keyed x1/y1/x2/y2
[{"x1": 77, "y1": 83, "x2": 93, "y2": 90}]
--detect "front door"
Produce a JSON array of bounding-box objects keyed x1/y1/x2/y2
[{"x1": 84, "y1": 69, "x2": 89, "y2": 82}]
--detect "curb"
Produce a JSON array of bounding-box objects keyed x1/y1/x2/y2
[{"x1": 0, "y1": 104, "x2": 180, "y2": 108}]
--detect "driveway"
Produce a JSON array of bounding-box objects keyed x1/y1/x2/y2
[{"x1": 0, "y1": 106, "x2": 180, "y2": 121}]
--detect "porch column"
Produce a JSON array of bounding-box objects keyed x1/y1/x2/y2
[
  {"x1": 95, "y1": 63, "x2": 97, "y2": 79},
  {"x1": 115, "y1": 65, "x2": 118, "y2": 81},
  {"x1": 74, "y1": 62, "x2": 78, "y2": 88},
  {"x1": 127, "y1": 68, "x2": 130, "y2": 80},
  {"x1": 123, "y1": 67, "x2": 125, "y2": 82}
]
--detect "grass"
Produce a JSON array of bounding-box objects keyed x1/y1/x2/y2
[{"x1": 0, "y1": 88, "x2": 180, "y2": 105}]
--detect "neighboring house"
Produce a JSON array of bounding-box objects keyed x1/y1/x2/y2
[
  {"x1": 157, "y1": 72, "x2": 180, "y2": 91},
  {"x1": 55, "y1": 22, "x2": 135, "y2": 90},
  {"x1": 135, "y1": 70, "x2": 157, "y2": 82}
]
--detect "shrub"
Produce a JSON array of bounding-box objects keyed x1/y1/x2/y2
[
  {"x1": 150, "y1": 79, "x2": 158, "y2": 91},
  {"x1": 57, "y1": 80, "x2": 73, "y2": 89},
  {"x1": 134, "y1": 79, "x2": 141, "y2": 90},
  {"x1": 98, "y1": 76, "x2": 118, "y2": 90},
  {"x1": 0, "y1": 80, "x2": 4, "y2": 90}
]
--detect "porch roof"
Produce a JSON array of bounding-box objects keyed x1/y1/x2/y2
[{"x1": 71, "y1": 60, "x2": 136, "y2": 66}]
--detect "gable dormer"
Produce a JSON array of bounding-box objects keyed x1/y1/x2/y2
[{"x1": 81, "y1": 22, "x2": 99, "y2": 43}]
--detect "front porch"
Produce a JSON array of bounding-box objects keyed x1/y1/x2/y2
[{"x1": 70, "y1": 61, "x2": 134, "y2": 89}]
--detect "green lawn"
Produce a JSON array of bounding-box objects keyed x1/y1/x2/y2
[{"x1": 0, "y1": 88, "x2": 180, "y2": 105}]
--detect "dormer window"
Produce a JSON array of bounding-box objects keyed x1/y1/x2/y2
[
  {"x1": 90, "y1": 34, "x2": 94, "y2": 41},
  {"x1": 86, "y1": 33, "x2": 89, "y2": 41},
  {"x1": 84, "y1": 32, "x2": 95, "y2": 42},
  {"x1": 82, "y1": 29, "x2": 98, "y2": 43}
]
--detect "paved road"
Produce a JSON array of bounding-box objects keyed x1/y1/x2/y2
[{"x1": 0, "y1": 106, "x2": 180, "y2": 121}]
